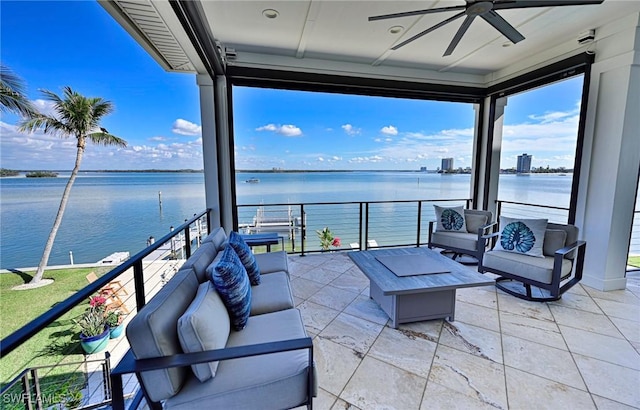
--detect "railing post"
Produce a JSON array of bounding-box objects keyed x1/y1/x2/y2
[
  {"x1": 184, "y1": 224, "x2": 192, "y2": 258},
  {"x1": 31, "y1": 369, "x2": 42, "y2": 410},
  {"x1": 22, "y1": 371, "x2": 33, "y2": 410},
  {"x1": 300, "y1": 204, "x2": 305, "y2": 256},
  {"x1": 133, "y1": 259, "x2": 146, "y2": 311},
  {"x1": 359, "y1": 202, "x2": 364, "y2": 249},
  {"x1": 103, "y1": 352, "x2": 112, "y2": 400},
  {"x1": 497, "y1": 200, "x2": 502, "y2": 220},
  {"x1": 416, "y1": 201, "x2": 422, "y2": 247},
  {"x1": 365, "y1": 203, "x2": 370, "y2": 250}
]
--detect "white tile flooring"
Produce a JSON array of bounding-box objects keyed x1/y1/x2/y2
[{"x1": 288, "y1": 252, "x2": 640, "y2": 410}]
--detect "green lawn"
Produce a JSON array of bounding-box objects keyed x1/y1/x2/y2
[
  {"x1": 629, "y1": 256, "x2": 640, "y2": 268},
  {"x1": 0, "y1": 267, "x2": 109, "y2": 385}
]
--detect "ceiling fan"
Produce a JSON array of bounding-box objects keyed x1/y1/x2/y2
[{"x1": 369, "y1": 0, "x2": 604, "y2": 57}]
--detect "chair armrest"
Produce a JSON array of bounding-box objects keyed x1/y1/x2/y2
[
  {"x1": 555, "y1": 240, "x2": 586, "y2": 257},
  {"x1": 110, "y1": 337, "x2": 314, "y2": 410},
  {"x1": 476, "y1": 222, "x2": 498, "y2": 237},
  {"x1": 112, "y1": 337, "x2": 313, "y2": 376},
  {"x1": 428, "y1": 220, "x2": 436, "y2": 244}
]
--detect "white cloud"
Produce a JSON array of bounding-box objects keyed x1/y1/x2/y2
[
  {"x1": 0, "y1": 121, "x2": 204, "y2": 170},
  {"x1": 172, "y1": 119, "x2": 201, "y2": 136},
  {"x1": 380, "y1": 125, "x2": 398, "y2": 136},
  {"x1": 317, "y1": 157, "x2": 324, "y2": 162},
  {"x1": 341, "y1": 124, "x2": 361, "y2": 136},
  {"x1": 348, "y1": 155, "x2": 383, "y2": 163},
  {"x1": 32, "y1": 99, "x2": 57, "y2": 117},
  {"x1": 256, "y1": 123, "x2": 302, "y2": 137}
]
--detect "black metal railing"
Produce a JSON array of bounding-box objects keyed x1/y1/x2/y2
[
  {"x1": 496, "y1": 200, "x2": 570, "y2": 224},
  {"x1": 237, "y1": 199, "x2": 472, "y2": 255},
  {"x1": 1, "y1": 353, "x2": 112, "y2": 410},
  {"x1": 0, "y1": 209, "x2": 211, "y2": 361}
]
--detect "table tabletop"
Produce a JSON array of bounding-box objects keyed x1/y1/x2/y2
[{"x1": 348, "y1": 247, "x2": 493, "y2": 295}]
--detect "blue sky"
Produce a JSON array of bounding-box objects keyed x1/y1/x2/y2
[{"x1": 1, "y1": 1, "x2": 582, "y2": 171}]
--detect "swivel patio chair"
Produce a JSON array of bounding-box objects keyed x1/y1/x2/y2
[
  {"x1": 478, "y1": 221, "x2": 586, "y2": 302},
  {"x1": 428, "y1": 208, "x2": 494, "y2": 264}
]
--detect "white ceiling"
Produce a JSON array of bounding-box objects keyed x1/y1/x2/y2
[
  {"x1": 200, "y1": 0, "x2": 639, "y2": 82},
  {"x1": 101, "y1": 0, "x2": 640, "y2": 86}
]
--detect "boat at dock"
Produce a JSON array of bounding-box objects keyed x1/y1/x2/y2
[{"x1": 245, "y1": 178, "x2": 260, "y2": 183}]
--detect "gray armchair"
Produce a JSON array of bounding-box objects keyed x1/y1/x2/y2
[
  {"x1": 428, "y1": 209, "x2": 494, "y2": 264},
  {"x1": 478, "y1": 222, "x2": 586, "y2": 302}
]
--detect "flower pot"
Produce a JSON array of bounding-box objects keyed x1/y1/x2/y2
[
  {"x1": 79, "y1": 328, "x2": 109, "y2": 354},
  {"x1": 109, "y1": 324, "x2": 124, "y2": 339}
]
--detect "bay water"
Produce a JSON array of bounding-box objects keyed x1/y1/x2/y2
[{"x1": 0, "y1": 171, "x2": 574, "y2": 269}]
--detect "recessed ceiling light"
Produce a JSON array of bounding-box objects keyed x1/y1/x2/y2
[
  {"x1": 262, "y1": 9, "x2": 279, "y2": 19},
  {"x1": 388, "y1": 26, "x2": 404, "y2": 34},
  {"x1": 502, "y1": 42, "x2": 512, "y2": 47}
]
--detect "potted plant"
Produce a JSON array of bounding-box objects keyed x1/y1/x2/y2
[
  {"x1": 75, "y1": 296, "x2": 109, "y2": 354},
  {"x1": 316, "y1": 227, "x2": 341, "y2": 251},
  {"x1": 105, "y1": 309, "x2": 124, "y2": 338}
]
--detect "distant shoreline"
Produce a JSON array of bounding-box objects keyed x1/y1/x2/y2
[{"x1": 2, "y1": 169, "x2": 574, "y2": 174}]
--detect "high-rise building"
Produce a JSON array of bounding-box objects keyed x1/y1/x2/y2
[
  {"x1": 441, "y1": 158, "x2": 454, "y2": 172},
  {"x1": 517, "y1": 153, "x2": 532, "y2": 173}
]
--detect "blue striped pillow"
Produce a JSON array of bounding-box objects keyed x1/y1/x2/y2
[
  {"x1": 228, "y1": 231, "x2": 261, "y2": 285},
  {"x1": 209, "y1": 246, "x2": 251, "y2": 330}
]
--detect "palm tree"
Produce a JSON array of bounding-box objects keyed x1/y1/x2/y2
[
  {"x1": 19, "y1": 87, "x2": 127, "y2": 285},
  {"x1": 0, "y1": 65, "x2": 35, "y2": 117}
]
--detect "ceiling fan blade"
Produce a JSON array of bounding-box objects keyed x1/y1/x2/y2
[
  {"x1": 481, "y1": 10, "x2": 525, "y2": 44},
  {"x1": 369, "y1": 5, "x2": 466, "y2": 22},
  {"x1": 443, "y1": 15, "x2": 476, "y2": 56},
  {"x1": 392, "y1": 11, "x2": 466, "y2": 50},
  {"x1": 493, "y1": 0, "x2": 604, "y2": 11}
]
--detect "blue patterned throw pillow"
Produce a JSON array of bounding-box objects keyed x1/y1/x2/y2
[
  {"x1": 494, "y1": 216, "x2": 547, "y2": 258},
  {"x1": 228, "y1": 231, "x2": 261, "y2": 285},
  {"x1": 434, "y1": 205, "x2": 467, "y2": 232},
  {"x1": 209, "y1": 245, "x2": 251, "y2": 330}
]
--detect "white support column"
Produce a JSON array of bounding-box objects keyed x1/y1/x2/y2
[
  {"x1": 575, "y1": 15, "x2": 640, "y2": 291},
  {"x1": 214, "y1": 75, "x2": 234, "y2": 233},
  {"x1": 474, "y1": 97, "x2": 507, "y2": 218},
  {"x1": 197, "y1": 74, "x2": 221, "y2": 228}
]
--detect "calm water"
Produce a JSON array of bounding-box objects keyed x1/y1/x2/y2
[{"x1": 0, "y1": 171, "x2": 573, "y2": 269}]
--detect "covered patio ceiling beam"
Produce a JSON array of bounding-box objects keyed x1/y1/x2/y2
[{"x1": 170, "y1": 0, "x2": 225, "y2": 77}]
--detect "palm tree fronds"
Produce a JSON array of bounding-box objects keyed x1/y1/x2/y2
[{"x1": 0, "y1": 65, "x2": 36, "y2": 117}]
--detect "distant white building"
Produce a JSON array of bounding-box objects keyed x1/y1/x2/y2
[
  {"x1": 517, "y1": 153, "x2": 532, "y2": 173},
  {"x1": 441, "y1": 158, "x2": 454, "y2": 172}
]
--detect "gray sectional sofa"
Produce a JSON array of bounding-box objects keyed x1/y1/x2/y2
[{"x1": 110, "y1": 227, "x2": 316, "y2": 410}]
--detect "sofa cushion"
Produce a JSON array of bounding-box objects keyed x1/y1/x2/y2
[
  {"x1": 431, "y1": 231, "x2": 478, "y2": 252},
  {"x1": 434, "y1": 205, "x2": 467, "y2": 232},
  {"x1": 543, "y1": 229, "x2": 567, "y2": 257},
  {"x1": 177, "y1": 281, "x2": 231, "y2": 382},
  {"x1": 164, "y1": 309, "x2": 316, "y2": 410},
  {"x1": 547, "y1": 223, "x2": 579, "y2": 259},
  {"x1": 126, "y1": 268, "x2": 199, "y2": 402},
  {"x1": 494, "y1": 216, "x2": 547, "y2": 258},
  {"x1": 483, "y1": 250, "x2": 572, "y2": 284},
  {"x1": 208, "y1": 246, "x2": 252, "y2": 330},
  {"x1": 181, "y1": 242, "x2": 218, "y2": 283},
  {"x1": 202, "y1": 227, "x2": 227, "y2": 251},
  {"x1": 250, "y1": 271, "x2": 295, "y2": 316},
  {"x1": 228, "y1": 231, "x2": 261, "y2": 285},
  {"x1": 254, "y1": 251, "x2": 289, "y2": 276}
]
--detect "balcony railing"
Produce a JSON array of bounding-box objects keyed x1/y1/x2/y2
[
  {"x1": 1, "y1": 210, "x2": 212, "y2": 409},
  {"x1": 237, "y1": 198, "x2": 472, "y2": 255}
]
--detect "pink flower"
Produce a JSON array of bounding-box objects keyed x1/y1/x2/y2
[
  {"x1": 90, "y1": 296, "x2": 107, "y2": 307},
  {"x1": 332, "y1": 237, "x2": 341, "y2": 247}
]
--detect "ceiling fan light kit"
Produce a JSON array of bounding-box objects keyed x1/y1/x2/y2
[{"x1": 369, "y1": 0, "x2": 604, "y2": 56}]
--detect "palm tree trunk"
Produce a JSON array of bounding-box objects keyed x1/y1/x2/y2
[{"x1": 30, "y1": 145, "x2": 85, "y2": 284}]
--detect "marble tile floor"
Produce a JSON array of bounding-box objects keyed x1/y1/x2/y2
[{"x1": 289, "y1": 252, "x2": 640, "y2": 410}]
